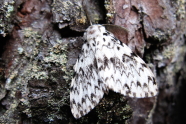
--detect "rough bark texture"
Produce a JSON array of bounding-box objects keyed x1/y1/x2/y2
[{"x1": 0, "y1": 0, "x2": 186, "y2": 124}]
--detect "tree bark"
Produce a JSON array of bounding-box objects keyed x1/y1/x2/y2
[{"x1": 0, "y1": 0, "x2": 186, "y2": 124}]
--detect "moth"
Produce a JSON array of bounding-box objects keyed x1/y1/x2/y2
[{"x1": 70, "y1": 24, "x2": 158, "y2": 119}]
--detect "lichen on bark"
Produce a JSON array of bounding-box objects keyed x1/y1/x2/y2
[{"x1": 0, "y1": 0, "x2": 15, "y2": 36}]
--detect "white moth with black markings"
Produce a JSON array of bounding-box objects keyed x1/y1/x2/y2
[{"x1": 70, "y1": 24, "x2": 158, "y2": 119}]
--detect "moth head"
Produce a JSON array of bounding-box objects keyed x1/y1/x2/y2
[{"x1": 83, "y1": 25, "x2": 106, "y2": 41}]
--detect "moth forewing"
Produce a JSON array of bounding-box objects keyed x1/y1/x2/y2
[{"x1": 70, "y1": 24, "x2": 158, "y2": 119}]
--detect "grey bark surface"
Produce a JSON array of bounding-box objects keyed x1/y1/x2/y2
[{"x1": 0, "y1": 0, "x2": 186, "y2": 124}]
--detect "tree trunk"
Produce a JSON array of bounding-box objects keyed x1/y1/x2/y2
[{"x1": 0, "y1": 0, "x2": 185, "y2": 124}]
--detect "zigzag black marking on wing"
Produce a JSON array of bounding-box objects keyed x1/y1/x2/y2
[
  {"x1": 110, "y1": 57, "x2": 135, "y2": 78},
  {"x1": 121, "y1": 54, "x2": 147, "y2": 77},
  {"x1": 96, "y1": 44, "x2": 115, "y2": 50},
  {"x1": 110, "y1": 35, "x2": 124, "y2": 46}
]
